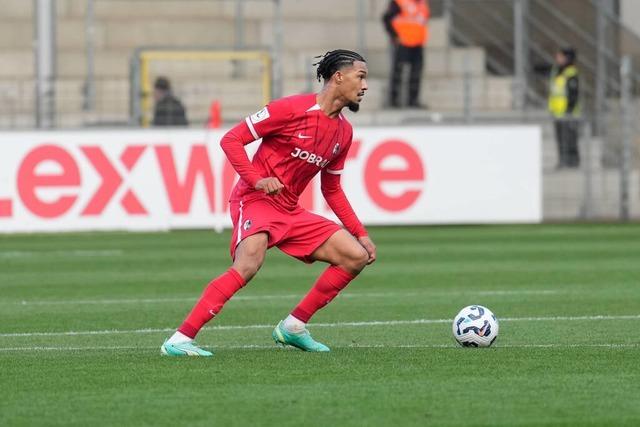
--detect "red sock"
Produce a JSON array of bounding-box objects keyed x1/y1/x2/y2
[
  {"x1": 178, "y1": 268, "x2": 246, "y2": 338},
  {"x1": 291, "y1": 266, "x2": 356, "y2": 323}
]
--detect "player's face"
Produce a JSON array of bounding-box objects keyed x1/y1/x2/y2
[{"x1": 338, "y1": 61, "x2": 368, "y2": 112}]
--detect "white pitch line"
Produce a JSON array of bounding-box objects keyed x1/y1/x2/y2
[
  {"x1": 6, "y1": 294, "x2": 303, "y2": 306},
  {"x1": 1, "y1": 314, "x2": 638, "y2": 338},
  {"x1": 0, "y1": 343, "x2": 638, "y2": 352},
  {"x1": 3, "y1": 290, "x2": 559, "y2": 306},
  {"x1": 0, "y1": 250, "x2": 123, "y2": 258}
]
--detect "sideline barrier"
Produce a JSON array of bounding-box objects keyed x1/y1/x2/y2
[{"x1": 0, "y1": 126, "x2": 541, "y2": 233}]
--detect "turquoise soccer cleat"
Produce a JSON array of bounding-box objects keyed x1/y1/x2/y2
[
  {"x1": 160, "y1": 341, "x2": 213, "y2": 357},
  {"x1": 272, "y1": 320, "x2": 330, "y2": 352}
]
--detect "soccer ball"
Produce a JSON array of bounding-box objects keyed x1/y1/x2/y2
[{"x1": 452, "y1": 305, "x2": 499, "y2": 347}]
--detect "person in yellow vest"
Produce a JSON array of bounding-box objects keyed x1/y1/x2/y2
[
  {"x1": 549, "y1": 47, "x2": 580, "y2": 168},
  {"x1": 382, "y1": 0, "x2": 429, "y2": 108}
]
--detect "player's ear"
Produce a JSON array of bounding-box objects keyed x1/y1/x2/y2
[{"x1": 334, "y1": 71, "x2": 343, "y2": 84}]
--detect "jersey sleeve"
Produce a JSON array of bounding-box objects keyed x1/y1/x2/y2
[
  {"x1": 321, "y1": 171, "x2": 367, "y2": 238},
  {"x1": 219, "y1": 122, "x2": 264, "y2": 187},
  {"x1": 243, "y1": 97, "x2": 293, "y2": 140},
  {"x1": 320, "y1": 128, "x2": 367, "y2": 238},
  {"x1": 220, "y1": 97, "x2": 295, "y2": 188}
]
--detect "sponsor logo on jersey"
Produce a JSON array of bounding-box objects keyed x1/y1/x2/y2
[
  {"x1": 249, "y1": 107, "x2": 270, "y2": 124},
  {"x1": 291, "y1": 147, "x2": 330, "y2": 168},
  {"x1": 332, "y1": 143, "x2": 340, "y2": 156},
  {"x1": 297, "y1": 132, "x2": 312, "y2": 139},
  {"x1": 243, "y1": 219, "x2": 252, "y2": 230}
]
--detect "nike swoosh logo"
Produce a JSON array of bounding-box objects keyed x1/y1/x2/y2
[{"x1": 298, "y1": 133, "x2": 312, "y2": 139}]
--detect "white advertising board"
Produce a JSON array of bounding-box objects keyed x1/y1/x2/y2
[{"x1": 0, "y1": 126, "x2": 541, "y2": 232}]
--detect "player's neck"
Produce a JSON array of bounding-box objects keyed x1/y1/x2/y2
[{"x1": 316, "y1": 90, "x2": 344, "y2": 119}]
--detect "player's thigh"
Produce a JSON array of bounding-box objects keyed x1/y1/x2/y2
[
  {"x1": 232, "y1": 232, "x2": 269, "y2": 281},
  {"x1": 311, "y1": 229, "x2": 368, "y2": 274}
]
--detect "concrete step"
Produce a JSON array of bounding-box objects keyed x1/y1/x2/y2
[
  {"x1": 0, "y1": 79, "x2": 33, "y2": 113},
  {"x1": 59, "y1": 50, "x2": 130, "y2": 78},
  {"x1": 241, "y1": 45, "x2": 487, "y2": 81},
  {"x1": 43, "y1": 44, "x2": 487, "y2": 81},
  {"x1": 0, "y1": 51, "x2": 33, "y2": 78},
  {"x1": 0, "y1": 74, "x2": 516, "y2": 125},
  {"x1": 0, "y1": 50, "x2": 131, "y2": 78},
  {"x1": 58, "y1": 0, "x2": 225, "y2": 19},
  {"x1": 0, "y1": 0, "x2": 32, "y2": 18},
  {"x1": 543, "y1": 169, "x2": 640, "y2": 220},
  {"x1": 365, "y1": 46, "x2": 485, "y2": 79},
  {"x1": 257, "y1": 17, "x2": 447, "y2": 51},
  {"x1": 102, "y1": 19, "x2": 241, "y2": 49},
  {"x1": 55, "y1": 0, "x2": 407, "y2": 21},
  {"x1": 56, "y1": 111, "x2": 131, "y2": 128},
  {"x1": 0, "y1": 113, "x2": 34, "y2": 129},
  {"x1": 0, "y1": 19, "x2": 32, "y2": 49},
  {"x1": 3, "y1": 8, "x2": 448, "y2": 51},
  {"x1": 56, "y1": 19, "x2": 107, "y2": 49},
  {"x1": 54, "y1": 79, "x2": 129, "y2": 114},
  {"x1": 220, "y1": 0, "x2": 363, "y2": 20},
  {"x1": 413, "y1": 76, "x2": 512, "y2": 110}
]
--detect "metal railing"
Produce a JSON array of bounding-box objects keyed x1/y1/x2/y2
[{"x1": 446, "y1": 0, "x2": 640, "y2": 111}]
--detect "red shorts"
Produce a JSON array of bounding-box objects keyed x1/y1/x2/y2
[{"x1": 229, "y1": 197, "x2": 341, "y2": 263}]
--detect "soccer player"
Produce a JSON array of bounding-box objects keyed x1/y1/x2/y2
[{"x1": 161, "y1": 49, "x2": 376, "y2": 356}]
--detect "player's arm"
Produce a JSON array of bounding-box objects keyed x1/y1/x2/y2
[
  {"x1": 220, "y1": 99, "x2": 292, "y2": 194},
  {"x1": 321, "y1": 167, "x2": 376, "y2": 264},
  {"x1": 220, "y1": 122, "x2": 264, "y2": 188}
]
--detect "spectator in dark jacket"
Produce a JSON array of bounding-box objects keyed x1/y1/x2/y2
[{"x1": 152, "y1": 76, "x2": 188, "y2": 126}]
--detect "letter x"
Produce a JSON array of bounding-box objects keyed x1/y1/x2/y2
[{"x1": 80, "y1": 146, "x2": 147, "y2": 215}]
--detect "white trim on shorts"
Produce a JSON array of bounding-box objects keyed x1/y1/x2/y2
[{"x1": 236, "y1": 200, "x2": 244, "y2": 246}]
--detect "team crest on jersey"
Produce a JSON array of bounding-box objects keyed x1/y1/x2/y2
[
  {"x1": 250, "y1": 107, "x2": 270, "y2": 124},
  {"x1": 243, "y1": 220, "x2": 252, "y2": 231},
  {"x1": 332, "y1": 143, "x2": 340, "y2": 156}
]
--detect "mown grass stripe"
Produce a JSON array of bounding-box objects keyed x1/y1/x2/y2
[{"x1": 1, "y1": 314, "x2": 638, "y2": 338}]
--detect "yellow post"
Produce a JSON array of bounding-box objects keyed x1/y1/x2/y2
[
  {"x1": 137, "y1": 50, "x2": 272, "y2": 127},
  {"x1": 140, "y1": 53, "x2": 152, "y2": 127},
  {"x1": 261, "y1": 53, "x2": 272, "y2": 107}
]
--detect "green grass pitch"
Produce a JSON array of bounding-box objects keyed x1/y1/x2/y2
[{"x1": 1, "y1": 224, "x2": 639, "y2": 426}]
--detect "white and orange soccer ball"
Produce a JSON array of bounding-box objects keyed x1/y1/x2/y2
[{"x1": 452, "y1": 305, "x2": 499, "y2": 347}]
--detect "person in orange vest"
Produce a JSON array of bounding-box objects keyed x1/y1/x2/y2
[{"x1": 382, "y1": 0, "x2": 430, "y2": 108}]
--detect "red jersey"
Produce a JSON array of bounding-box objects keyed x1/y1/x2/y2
[{"x1": 220, "y1": 93, "x2": 367, "y2": 237}]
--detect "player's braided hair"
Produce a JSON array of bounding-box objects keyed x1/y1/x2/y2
[{"x1": 314, "y1": 49, "x2": 366, "y2": 82}]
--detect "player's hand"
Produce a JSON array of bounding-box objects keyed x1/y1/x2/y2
[
  {"x1": 255, "y1": 177, "x2": 284, "y2": 195},
  {"x1": 358, "y1": 235, "x2": 377, "y2": 265}
]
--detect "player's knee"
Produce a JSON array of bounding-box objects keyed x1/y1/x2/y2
[
  {"x1": 344, "y1": 247, "x2": 369, "y2": 274},
  {"x1": 233, "y1": 257, "x2": 263, "y2": 282},
  {"x1": 232, "y1": 249, "x2": 266, "y2": 281},
  {"x1": 233, "y1": 234, "x2": 268, "y2": 280},
  {"x1": 355, "y1": 247, "x2": 369, "y2": 270}
]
